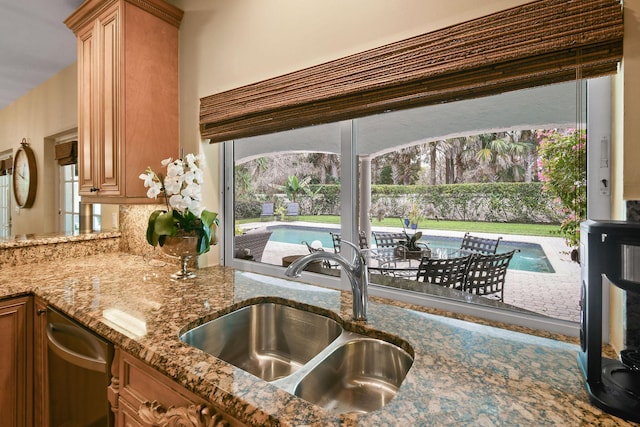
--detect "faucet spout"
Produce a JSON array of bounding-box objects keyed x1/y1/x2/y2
[{"x1": 285, "y1": 240, "x2": 368, "y2": 321}]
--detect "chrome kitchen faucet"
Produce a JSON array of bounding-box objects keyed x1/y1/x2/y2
[{"x1": 285, "y1": 240, "x2": 368, "y2": 321}]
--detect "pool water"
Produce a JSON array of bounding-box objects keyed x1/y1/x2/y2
[{"x1": 267, "y1": 225, "x2": 555, "y2": 273}]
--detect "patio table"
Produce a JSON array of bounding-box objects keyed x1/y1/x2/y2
[{"x1": 364, "y1": 247, "x2": 469, "y2": 279}]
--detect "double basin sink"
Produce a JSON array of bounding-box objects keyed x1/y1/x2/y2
[{"x1": 179, "y1": 302, "x2": 413, "y2": 414}]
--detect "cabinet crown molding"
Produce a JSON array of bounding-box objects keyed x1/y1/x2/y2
[{"x1": 65, "y1": 0, "x2": 183, "y2": 32}]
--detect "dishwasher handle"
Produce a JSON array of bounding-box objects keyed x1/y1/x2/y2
[{"x1": 47, "y1": 322, "x2": 107, "y2": 373}]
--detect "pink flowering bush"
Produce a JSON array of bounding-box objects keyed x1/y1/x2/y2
[{"x1": 537, "y1": 129, "x2": 586, "y2": 252}]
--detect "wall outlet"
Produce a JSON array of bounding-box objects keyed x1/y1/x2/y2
[{"x1": 112, "y1": 212, "x2": 118, "y2": 229}]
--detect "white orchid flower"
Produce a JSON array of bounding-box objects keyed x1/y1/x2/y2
[
  {"x1": 139, "y1": 171, "x2": 156, "y2": 188},
  {"x1": 166, "y1": 160, "x2": 183, "y2": 178},
  {"x1": 182, "y1": 182, "x2": 202, "y2": 201},
  {"x1": 169, "y1": 194, "x2": 189, "y2": 214},
  {"x1": 185, "y1": 153, "x2": 197, "y2": 167},
  {"x1": 163, "y1": 176, "x2": 183, "y2": 195},
  {"x1": 146, "y1": 184, "x2": 161, "y2": 199},
  {"x1": 183, "y1": 169, "x2": 196, "y2": 185},
  {"x1": 193, "y1": 168, "x2": 203, "y2": 183},
  {"x1": 189, "y1": 203, "x2": 204, "y2": 218}
]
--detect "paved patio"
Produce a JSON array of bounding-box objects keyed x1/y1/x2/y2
[{"x1": 252, "y1": 223, "x2": 581, "y2": 323}]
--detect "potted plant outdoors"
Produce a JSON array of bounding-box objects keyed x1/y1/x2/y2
[
  {"x1": 395, "y1": 231, "x2": 430, "y2": 260},
  {"x1": 140, "y1": 154, "x2": 218, "y2": 278},
  {"x1": 274, "y1": 205, "x2": 287, "y2": 221},
  {"x1": 407, "y1": 204, "x2": 423, "y2": 230}
]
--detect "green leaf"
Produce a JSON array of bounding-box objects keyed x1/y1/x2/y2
[
  {"x1": 154, "y1": 211, "x2": 178, "y2": 239},
  {"x1": 198, "y1": 228, "x2": 210, "y2": 254},
  {"x1": 146, "y1": 210, "x2": 163, "y2": 246},
  {"x1": 200, "y1": 210, "x2": 218, "y2": 228}
]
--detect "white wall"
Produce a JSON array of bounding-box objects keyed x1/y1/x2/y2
[{"x1": 0, "y1": 64, "x2": 77, "y2": 235}]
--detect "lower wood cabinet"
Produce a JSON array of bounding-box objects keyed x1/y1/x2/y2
[
  {"x1": 110, "y1": 349, "x2": 245, "y2": 427},
  {"x1": 33, "y1": 297, "x2": 49, "y2": 427},
  {"x1": 0, "y1": 296, "x2": 32, "y2": 427},
  {"x1": 0, "y1": 295, "x2": 245, "y2": 427}
]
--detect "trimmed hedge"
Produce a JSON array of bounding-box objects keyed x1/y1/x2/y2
[{"x1": 245, "y1": 182, "x2": 563, "y2": 224}]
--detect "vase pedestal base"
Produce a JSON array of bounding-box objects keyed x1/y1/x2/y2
[
  {"x1": 161, "y1": 236, "x2": 200, "y2": 280},
  {"x1": 171, "y1": 270, "x2": 196, "y2": 280}
]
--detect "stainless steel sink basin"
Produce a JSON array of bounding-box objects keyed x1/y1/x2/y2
[
  {"x1": 179, "y1": 302, "x2": 343, "y2": 381},
  {"x1": 180, "y1": 301, "x2": 413, "y2": 414},
  {"x1": 292, "y1": 338, "x2": 413, "y2": 414}
]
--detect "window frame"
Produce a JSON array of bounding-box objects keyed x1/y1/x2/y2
[{"x1": 222, "y1": 76, "x2": 609, "y2": 338}]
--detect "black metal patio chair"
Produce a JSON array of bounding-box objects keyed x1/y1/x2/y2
[
  {"x1": 330, "y1": 231, "x2": 368, "y2": 253},
  {"x1": 463, "y1": 250, "x2": 517, "y2": 301},
  {"x1": 460, "y1": 232, "x2": 502, "y2": 254},
  {"x1": 415, "y1": 255, "x2": 472, "y2": 290},
  {"x1": 372, "y1": 231, "x2": 406, "y2": 249}
]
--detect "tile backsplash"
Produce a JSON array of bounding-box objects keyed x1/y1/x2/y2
[
  {"x1": 118, "y1": 204, "x2": 196, "y2": 268},
  {"x1": 118, "y1": 204, "x2": 158, "y2": 257}
]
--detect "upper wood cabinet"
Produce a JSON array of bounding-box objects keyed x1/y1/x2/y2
[{"x1": 65, "y1": 0, "x2": 183, "y2": 203}]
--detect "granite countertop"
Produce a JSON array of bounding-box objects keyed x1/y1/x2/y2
[
  {"x1": 0, "y1": 252, "x2": 636, "y2": 426},
  {"x1": 0, "y1": 230, "x2": 121, "y2": 248}
]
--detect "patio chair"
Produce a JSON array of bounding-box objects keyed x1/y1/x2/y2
[
  {"x1": 372, "y1": 231, "x2": 406, "y2": 249},
  {"x1": 285, "y1": 202, "x2": 299, "y2": 219},
  {"x1": 235, "y1": 229, "x2": 273, "y2": 262},
  {"x1": 259, "y1": 203, "x2": 274, "y2": 221},
  {"x1": 463, "y1": 250, "x2": 517, "y2": 301},
  {"x1": 460, "y1": 232, "x2": 502, "y2": 254},
  {"x1": 330, "y1": 231, "x2": 369, "y2": 253},
  {"x1": 416, "y1": 254, "x2": 472, "y2": 290}
]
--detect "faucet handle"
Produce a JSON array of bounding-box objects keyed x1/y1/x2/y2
[{"x1": 339, "y1": 240, "x2": 365, "y2": 265}]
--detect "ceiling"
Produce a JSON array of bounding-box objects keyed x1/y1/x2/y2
[{"x1": 0, "y1": 0, "x2": 84, "y2": 110}]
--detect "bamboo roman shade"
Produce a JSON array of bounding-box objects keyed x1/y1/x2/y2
[
  {"x1": 0, "y1": 157, "x2": 12, "y2": 176},
  {"x1": 55, "y1": 141, "x2": 78, "y2": 166},
  {"x1": 200, "y1": 0, "x2": 623, "y2": 143}
]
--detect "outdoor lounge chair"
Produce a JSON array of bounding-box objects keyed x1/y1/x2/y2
[
  {"x1": 460, "y1": 232, "x2": 502, "y2": 254},
  {"x1": 235, "y1": 229, "x2": 273, "y2": 262},
  {"x1": 259, "y1": 203, "x2": 274, "y2": 221},
  {"x1": 285, "y1": 202, "x2": 299, "y2": 219},
  {"x1": 463, "y1": 250, "x2": 516, "y2": 301}
]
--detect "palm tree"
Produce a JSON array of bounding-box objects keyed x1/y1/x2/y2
[
  {"x1": 279, "y1": 175, "x2": 311, "y2": 203},
  {"x1": 308, "y1": 153, "x2": 339, "y2": 184}
]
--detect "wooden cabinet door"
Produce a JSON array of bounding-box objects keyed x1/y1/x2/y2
[
  {"x1": 33, "y1": 298, "x2": 49, "y2": 427},
  {"x1": 77, "y1": 4, "x2": 122, "y2": 198},
  {"x1": 77, "y1": 19, "x2": 98, "y2": 195},
  {"x1": 95, "y1": 5, "x2": 122, "y2": 197},
  {"x1": 114, "y1": 349, "x2": 244, "y2": 426},
  {"x1": 0, "y1": 297, "x2": 32, "y2": 427}
]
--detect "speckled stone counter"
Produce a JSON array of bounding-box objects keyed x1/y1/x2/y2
[
  {"x1": 0, "y1": 252, "x2": 637, "y2": 426},
  {"x1": 0, "y1": 231, "x2": 121, "y2": 266}
]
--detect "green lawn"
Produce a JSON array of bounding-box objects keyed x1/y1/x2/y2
[{"x1": 240, "y1": 215, "x2": 560, "y2": 237}]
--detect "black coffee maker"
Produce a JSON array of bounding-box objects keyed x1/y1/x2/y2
[{"x1": 578, "y1": 220, "x2": 640, "y2": 422}]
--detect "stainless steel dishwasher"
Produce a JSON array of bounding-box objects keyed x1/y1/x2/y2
[{"x1": 46, "y1": 307, "x2": 113, "y2": 427}]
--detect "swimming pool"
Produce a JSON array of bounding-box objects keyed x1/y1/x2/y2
[{"x1": 266, "y1": 225, "x2": 555, "y2": 273}]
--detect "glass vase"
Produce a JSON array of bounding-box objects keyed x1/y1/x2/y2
[{"x1": 161, "y1": 234, "x2": 200, "y2": 279}]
